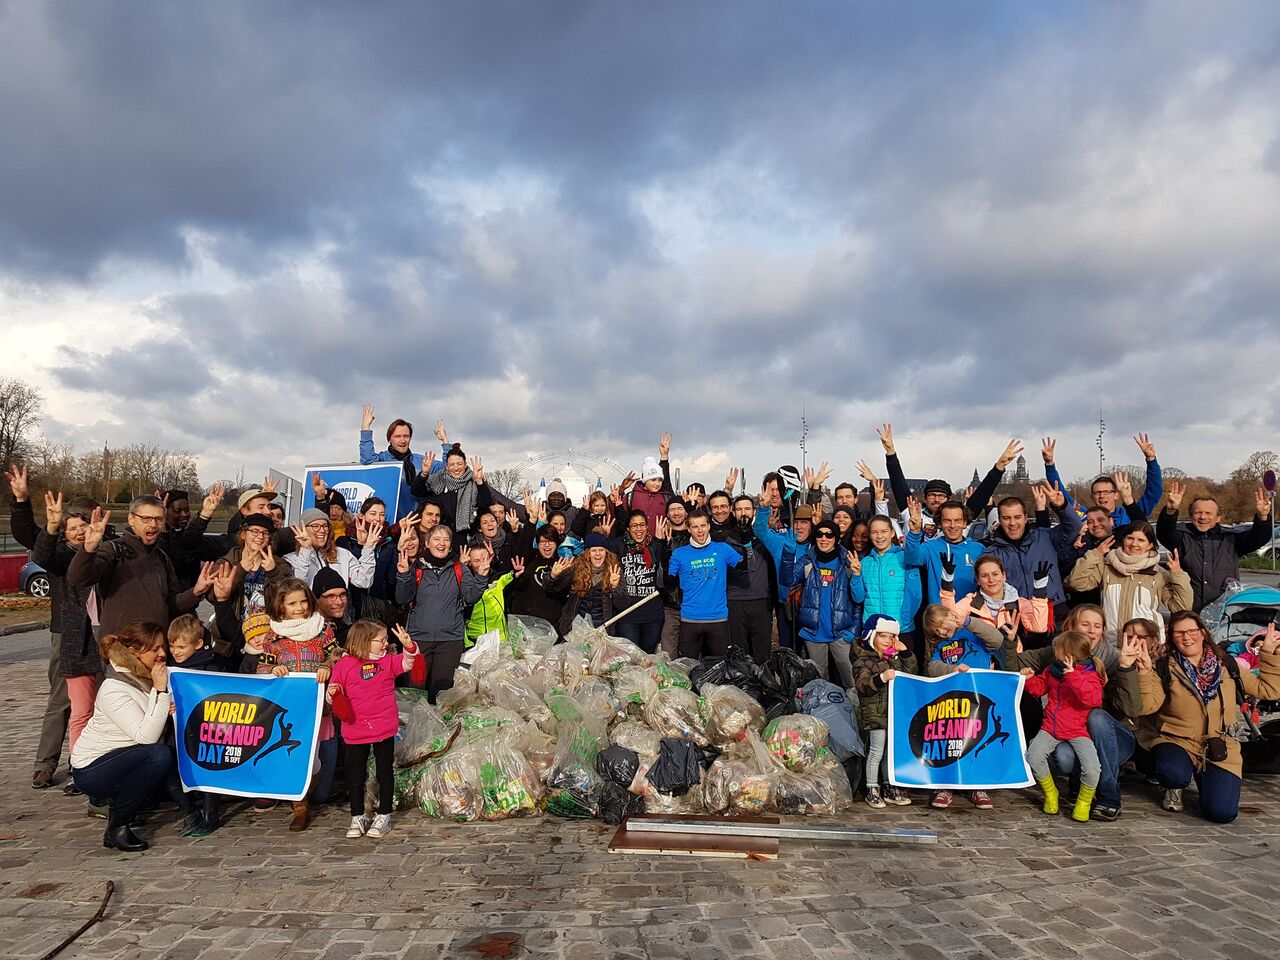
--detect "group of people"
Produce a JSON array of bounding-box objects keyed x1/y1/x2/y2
[{"x1": 6, "y1": 412, "x2": 1278, "y2": 851}]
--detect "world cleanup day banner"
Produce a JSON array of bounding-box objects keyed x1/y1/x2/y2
[
  {"x1": 171, "y1": 669, "x2": 325, "y2": 801},
  {"x1": 303, "y1": 461, "x2": 403, "y2": 520},
  {"x1": 887, "y1": 669, "x2": 1033, "y2": 790}
]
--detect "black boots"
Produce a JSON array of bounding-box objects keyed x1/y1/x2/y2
[{"x1": 103, "y1": 823, "x2": 149, "y2": 852}]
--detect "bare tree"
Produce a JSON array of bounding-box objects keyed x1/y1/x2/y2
[
  {"x1": 486, "y1": 467, "x2": 526, "y2": 499},
  {"x1": 0, "y1": 378, "x2": 43, "y2": 467}
]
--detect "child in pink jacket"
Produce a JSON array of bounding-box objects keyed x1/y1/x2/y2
[{"x1": 329, "y1": 620, "x2": 417, "y2": 839}]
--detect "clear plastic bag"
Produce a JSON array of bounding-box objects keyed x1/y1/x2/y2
[
  {"x1": 589, "y1": 632, "x2": 651, "y2": 678},
  {"x1": 535, "y1": 644, "x2": 588, "y2": 695},
  {"x1": 775, "y1": 757, "x2": 853, "y2": 816},
  {"x1": 505, "y1": 614, "x2": 558, "y2": 659},
  {"x1": 643, "y1": 688, "x2": 710, "y2": 746},
  {"x1": 477, "y1": 740, "x2": 543, "y2": 820},
  {"x1": 544, "y1": 708, "x2": 609, "y2": 819},
  {"x1": 763, "y1": 714, "x2": 830, "y2": 772},
  {"x1": 393, "y1": 688, "x2": 455, "y2": 768},
  {"x1": 701, "y1": 730, "x2": 778, "y2": 815},
  {"x1": 612, "y1": 664, "x2": 658, "y2": 716},
  {"x1": 482, "y1": 660, "x2": 552, "y2": 726},
  {"x1": 570, "y1": 677, "x2": 622, "y2": 728},
  {"x1": 418, "y1": 746, "x2": 484, "y2": 822},
  {"x1": 450, "y1": 705, "x2": 527, "y2": 749},
  {"x1": 437, "y1": 666, "x2": 479, "y2": 720},
  {"x1": 699, "y1": 683, "x2": 766, "y2": 745},
  {"x1": 610, "y1": 720, "x2": 661, "y2": 762},
  {"x1": 650, "y1": 655, "x2": 693, "y2": 691}
]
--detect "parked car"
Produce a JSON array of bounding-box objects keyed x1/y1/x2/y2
[{"x1": 20, "y1": 560, "x2": 50, "y2": 598}]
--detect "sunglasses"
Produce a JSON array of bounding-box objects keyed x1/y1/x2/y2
[{"x1": 815, "y1": 532, "x2": 837, "y2": 539}]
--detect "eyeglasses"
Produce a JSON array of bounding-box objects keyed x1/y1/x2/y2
[
  {"x1": 1171, "y1": 629, "x2": 1202, "y2": 639},
  {"x1": 130, "y1": 514, "x2": 165, "y2": 526}
]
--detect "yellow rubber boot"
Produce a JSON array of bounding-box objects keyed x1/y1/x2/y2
[
  {"x1": 1036, "y1": 775, "x2": 1059, "y2": 815},
  {"x1": 1072, "y1": 785, "x2": 1096, "y2": 822}
]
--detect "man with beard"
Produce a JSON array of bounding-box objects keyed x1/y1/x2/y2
[
  {"x1": 358, "y1": 405, "x2": 448, "y2": 522},
  {"x1": 68, "y1": 496, "x2": 214, "y2": 636},
  {"x1": 726, "y1": 494, "x2": 777, "y2": 662},
  {"x1": 312, "y1": 566, "x2": 353, "y2": 648},
  {"x1": 1060, "y1": 506, "x2": 1114, "y2": 606}
]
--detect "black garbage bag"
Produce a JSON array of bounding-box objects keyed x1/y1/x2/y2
[
  {"x1": 689, "y1": 648, "x2": 768, "y2": 702},
  {"x1": 645, "y1": 738, "x2": 703, "y2": 797},
  {"x1": 598, "y1": 782, "x2": 645, "y2": 825},
  {"x1": 595, "y1": 745, "x2": 640, "y2": 787},
  {"x1": 695, "y1": 744, "x2": 721, "y2": 770},
  {"x1": 759, "y1": 648, "x2": 821, "y2": 707},
  {"x1": 842, "y1": 754, "x2": 865, "y2": 798}
]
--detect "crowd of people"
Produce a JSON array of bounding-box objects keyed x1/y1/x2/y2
[{"x1": 5, "y1": 411, "x2": 1278, "y2": 852}]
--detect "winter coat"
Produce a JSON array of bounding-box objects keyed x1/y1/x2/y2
[
  {"x1": 904, "y1": 531, "x2": 985, "y2": 605},
  {"x1": 67, "y1": 531, "x2": 201, "y2": 637},
  {"x1": 549, "y1": 566, "x2": 631, "y2": 636},
  {"x1": 1065, "y1": 550, "x2": 1193, "y2": 643},
  {"x1": 1155, "y1": 510, "x2": 1273, "y2": 611},
  {"x1": 854, "y1": 640, "x2": 916, "y2": 730},
  {"x1": 780, "y1": 544, "x2": 863, "y2": 643},
  {"x1": 32, "y1": 528, "x2": 101, "y2": 677},
  {"x1": 942, "y1": 587, "x2": 1050, "y2": 638},
  {"x1": 1023, "y1": 661, "x2": 1104, "y2": 740},
  {"x1": 70, "y1": 646, "x2": 169, "y2": 770},
  {"x1": 207, "y1": 545, "x2": 295, "y2": 658},
  {"x1": 853, "y1": 546, "x2": 921, "y2": 628},
  {"x1": 1138, "y1": 648, "x2": 1280, "y2": 779},
  {"x1": 465, "y1": 572, "x2": 515, "y2": 645},
  {"x1": 283, "y1": 544, "x2": 375, "y2": 592},
  {"x1": 409, "y1": 471, "x2": 493, "y2": 535},
  {"x1": 983, "y1": 504, "x2": 1082, "y2": 605},
  {"x1": 925, "y1": 617, "x2": 1004, "y2": 676},
  {"x1": 754, "y1": 505, "x2": 801, "y2": 603},
  {"x1": 331, "y1": 652, "x2": 410, "y2": 744},
  {"x1": 359, "y1": 432, "x2": 448, "y2": 521},
  {"x1": 396, "y1": 558, "x2": 487, "y2": 645},
  {"x1": 625, "y1": 459, "x2": 675, "y2": 536}
]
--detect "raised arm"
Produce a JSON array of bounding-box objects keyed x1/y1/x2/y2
[
  {"x1": 1132, "y1": 434, "x2": 1163, "y2": 518},
  {"x1": 969, "y1": 439, "x2": 1023, "y2": 517},
  {"x1": 877, "y1": 423, "x2": 911, "y2": 512},
  {"x1": 1040, "y1": 437, "x2": 1083, "y2": 517}
]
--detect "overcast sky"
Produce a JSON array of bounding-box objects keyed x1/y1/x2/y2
[{"x1": 3, "y1": 2, "x2": 1278, "y2": 494}]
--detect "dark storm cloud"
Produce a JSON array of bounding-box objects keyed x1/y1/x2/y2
[{"x1": 4, "y1": 0, "x2": 1280, "y2": 477}]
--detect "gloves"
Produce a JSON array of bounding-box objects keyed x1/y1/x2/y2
[
  {"x1": 940, "y1": 553, "x2": 956, "y2": 585},
  {"x1": 1032, "y1": 561, "x2": 1051, "y2": 598}
]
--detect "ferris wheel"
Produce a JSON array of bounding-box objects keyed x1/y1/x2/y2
[{"x1": 508, "y1": 450, "x2": 631, "y2": 484}]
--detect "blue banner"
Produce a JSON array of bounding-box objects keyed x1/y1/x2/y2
[
  {"x1": 303, "y1": 461, "x2": 403, "y2": 521},
  {"x1": 888, "y1": 669, "x2": 1033, "y2": 790},
  {"x1": 171, "y1": 668, "x2": 324, "y2": 801}
]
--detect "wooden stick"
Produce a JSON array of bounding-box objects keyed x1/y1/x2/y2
[
  {"x1": 40, "y1": 880, "x2": 115, "y2": 960},
  {"x1": 600, "y1": 589, "x2": 661, "y2": 631}
]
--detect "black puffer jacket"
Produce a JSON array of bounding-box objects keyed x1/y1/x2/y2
[
  {"x1": 33, "y1": 529, "x2": 101, "y2": 677},
  {"x1": 1156, "y1": 509, "x2": 1272, "y2": 611}
]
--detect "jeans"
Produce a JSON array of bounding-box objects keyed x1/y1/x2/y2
[
  {"x1": 865, "y1": 729, "x2": 888, "y2": 788},
  {"x1": 1051, "y1": 709, "x2": 1135, "y2": 809},
  {"x1": 1031, "y1": 731, "x2": 1100, "y2": 786},
  {"x1": 311, "y1": 736, "x2": 339, "y2": 803},
  {"x1": 1152, "y1": 742, "x2": 1242, "y2": 824},
  {"x1": 614, "y1": 620, "x2": 663, "y2": 655},
  {"x1": 73, "y1": 743, "x2": 178, "y2": 828}
]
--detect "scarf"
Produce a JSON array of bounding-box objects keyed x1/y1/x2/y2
[
  {"x1": 107, "y1": 644, "x2": 155, "y2": 694},
  {"x1": 1174, "y1": 645, "x2": 1223, "y2": 705},
  {"x1": 387, "y1": 445, "x2": 418, "y2": 488},
  {"x1": 424, "y1": 467, "x2": 478, "y2": 532},
  {"x1": 977, "y1": 583, "x2": 1020, "y2": 619},
  {"x1": 269, "y1": 611, "x2": 327, "y2": 641},
  {"x1": 1105, "y1": 547, "x2": 1159, "y2": 577}
]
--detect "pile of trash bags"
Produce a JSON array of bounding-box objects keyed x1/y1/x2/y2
[{"x1": 368, "y1": 613, "x2": 866, "y2": 822}]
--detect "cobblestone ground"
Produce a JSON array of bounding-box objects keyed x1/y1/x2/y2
[{"x1": 3, "y1": 651, "x2": 1280, "y2": 960}]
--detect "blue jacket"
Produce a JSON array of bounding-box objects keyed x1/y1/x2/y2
[
  {"x1": 358, "y1": 431, "x2": 448, "y2": 521},
  {"x1": 1045, "y1": 457, "x2": 1163, "y2": 525},
  {"x1": 853, "y1": 546, "x2": 921, "y2": 627},
  {"x1": 904, "y1": 531, "x2": 984, "y2": 605},
  {"x1": 753, "y1": 506, "x2": 799, "y2": 603},
  {"x1": 983, "y1": 504, "x2": 1082, "y2": 605},
  {"x1": 780, "y1": 544, "x2": 863, "y2": 644}
]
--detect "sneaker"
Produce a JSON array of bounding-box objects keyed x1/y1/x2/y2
[
  {"x1": 883, "y1": 786, "x2": 912, "y2": 806},
  {"x1": 366, "y1": 813, "x2": 392, "y2": 839},
  {"x1": 1161, "y1": 789, "x2": 1183, "y2": 813},
  {"x1": 252, "y1": 799, "x2": 278, "y2": 813},
  {"x1": 86, "y1": 801, "x2": 110, "y2": 819},
  {"x1": 32, "y1": 770, "x2": 53, "y2": 790},
  {"x1": 970, "y1": 791, "x2": 994, "y2": 810},
  {"x1": 346, "y1": 816, "x2": 372, "y2": 839},
  {"x1": 864, "y1": 786, "x2": 887, "y2": 809},
  {"x1": 930, "y1": 790, "x2": 953, "y2": 809},
  {"x1": 63, "y1": 781, "x2": 83, "y2": 797},
  {"x1": 1092, "y1": 805, "x2": 1121, "y2": 822}
]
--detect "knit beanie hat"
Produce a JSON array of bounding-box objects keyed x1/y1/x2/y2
[
  {"x1": 301, "y1": 508, "x2": 327, "y2": 525},
  {"x1": 923, "y1": 479, "x2": 953, "y2": 498},
  {"x1": 640, "y1": 457, "x2": 663, "y2": 481},
  {"x1": 313, "y1": 566, "x2": 347, "y2": 596},
  {"x1": 547, "y1": 479, "x2": 568, "y2": 498},
  {"x1": 584, "y1": 533, "x2": 610, "y2": 550},
  {"x1": 242, "y1": 610, "x2": 272, "y2": 654}
]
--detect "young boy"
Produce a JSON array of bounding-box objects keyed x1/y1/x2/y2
[{"x1": 167, "y1": 614, "x2": 223, "y2": 836}]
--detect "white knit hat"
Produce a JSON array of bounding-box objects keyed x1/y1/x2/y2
[{"x1": 640, "y1": 457, "x2": 663, "y2": 481}]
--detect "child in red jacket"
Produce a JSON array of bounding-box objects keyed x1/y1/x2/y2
[
  {"x1": 328, "y1": 620, "x2": 417, "y2": 839},
  {"x1": 1021, "y1": 630, "x2": 1105, "y2": 822}
]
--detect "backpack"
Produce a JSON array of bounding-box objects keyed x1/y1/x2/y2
[
  {"x1": 413, "y1": 561, "x2": 465, "y2": 609},
  {"x1": 785, "y1": 562, "x2": 813, "y2": 623}
]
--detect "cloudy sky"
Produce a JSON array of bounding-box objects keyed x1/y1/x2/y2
[{"x1": 3, "y1": 1, "x2": 1278, "y2": 495}]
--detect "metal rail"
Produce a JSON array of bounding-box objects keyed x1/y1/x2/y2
[{"x1": 625, "y1": 818, "x2": 938, "y2": 845}]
